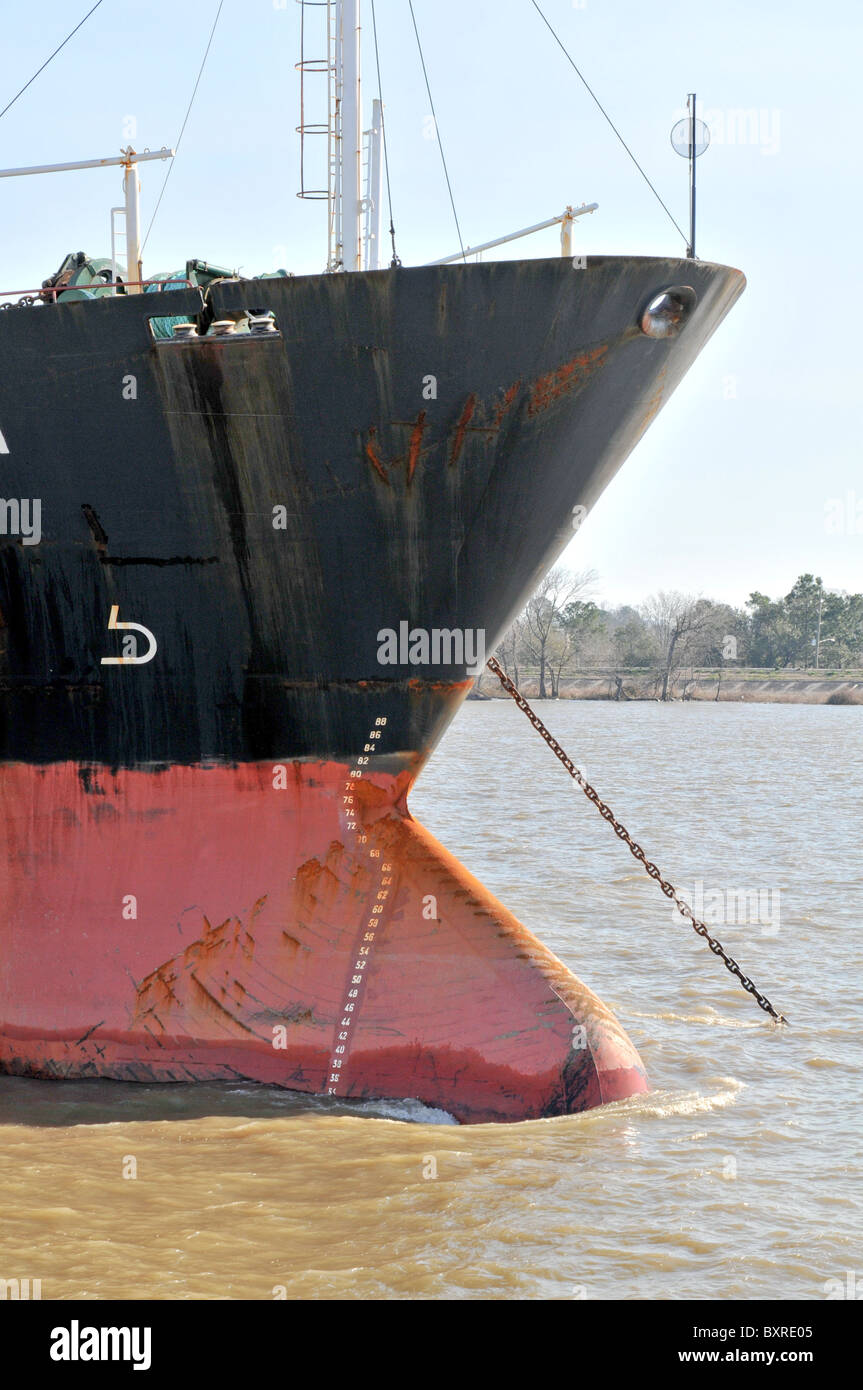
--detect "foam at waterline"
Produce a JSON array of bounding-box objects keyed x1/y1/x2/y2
[
  {"x1": 352, "y1": 1098, "x2": 460, "y2": 1125},
  {"x1": 182, "y1": 1088, "x2": 460, "y2": 1126},
  {"x1": 628, "y1": 1008, "x2": 766, "y2": 1029},
  {"x1": 614, "y1": 1077, "x2": 745, "y2": 1118}
]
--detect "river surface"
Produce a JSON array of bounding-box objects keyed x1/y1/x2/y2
[{"x1": 1, "y1": 702, "x2": 861, "y2": 1300}]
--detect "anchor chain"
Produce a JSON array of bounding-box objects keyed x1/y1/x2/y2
[{"x1": 486, "y1": 656, "x2": 788, "y2": 1025}]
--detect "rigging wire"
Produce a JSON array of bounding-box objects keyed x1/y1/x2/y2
[
  {"x1": 407, "y1": 0, "x2": 466, "y2": 263},
  {"x1": 529, "y1": 0, "x2": 688, "y2": 247},
  {"x1": 140, "y1": 0, "x2": 225, "y2": 255},
  {"x1": 0, "y1": 1, "x2": 105, "y2": 124},
  {"x1": 370, "y1": 0, "x2": 401, "y2": 267}
]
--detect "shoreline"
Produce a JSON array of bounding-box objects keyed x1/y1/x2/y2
[{"x1": 473, "y1": 671, "x2": 863, "y2": 705}]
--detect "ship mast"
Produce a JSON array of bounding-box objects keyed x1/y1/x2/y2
[
  {"x1": 297, "y1": 0, "x2": 381, "y2": 271},
  {"x1": 297, "y1": 2, "x2": 593, "y2": 272},
  {"x1": 339, "y1": 0, "x2": 362, "y2": 270}
]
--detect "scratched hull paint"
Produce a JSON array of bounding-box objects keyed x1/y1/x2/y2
[
  {"x1": 0, "y1": 256, "x2": 744, "y2": 1120},
  {"x1": 0, "y1": 761, "x2": 647, "y2": 1123}
]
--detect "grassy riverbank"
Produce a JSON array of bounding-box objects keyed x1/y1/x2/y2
[{"x1": 474, "y1": 668, "x2": 863, "y2": 704}]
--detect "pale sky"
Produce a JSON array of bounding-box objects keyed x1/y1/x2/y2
[{"x1": 2, "y1": 0, "x2": 859, "y2": 610}]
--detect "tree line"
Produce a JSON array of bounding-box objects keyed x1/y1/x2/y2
[{"x1": 492, "y1": 571, "x2": 863, "y2": 699}]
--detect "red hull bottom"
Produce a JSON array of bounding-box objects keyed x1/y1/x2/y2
[{"x1": 0, "y1": 761, "x2": 648, "y2": 1123}]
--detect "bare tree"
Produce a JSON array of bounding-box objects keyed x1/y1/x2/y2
[
  {"x1": 679, "y1": 666, "x2": 697, "y2": 700},
  {"x1": 640, "y1": 592, "x2": 713, "y2": 701},
  {"x1": 521, "y1": 567, "x2": 595, "y2": 697},
  {"x1": 495, "y1": 615, "x2": 526, "y2": 686},
  {"x1": 545, "y1": 626, "x2": 574, "y2": 698}
]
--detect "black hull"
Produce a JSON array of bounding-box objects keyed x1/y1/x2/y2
[{"x1": 0, "y1": 255, "x2": 743, "y2": 769}]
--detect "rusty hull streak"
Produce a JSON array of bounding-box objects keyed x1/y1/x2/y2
[
  {"x1": 405, "y1": 676, "x2": 473, "y2": 694},
  {"x1": 363, "y1": 411, "x2": 431, "y2": 484},
  {"x1": 370, "y1": 344, "x2": 608, "y2": 486},
  {"x1": 364, "y1": 425, "x2": 389, "y2": 484},
  {"x1": 492, "y1": 379, "x2": 522, "y2": 427},
  {"x1": 448, "y1": 379, "x2": 524, "y2": 464},
  {"x1": 407, "y1": 410, "x2": 428, "y2": 482},
  {"x1": 527, "y1": 345, "x2": 608, "y2": 417},
  {"x1": 449, "y1": 392, "x2": 478, "y2": 467}
]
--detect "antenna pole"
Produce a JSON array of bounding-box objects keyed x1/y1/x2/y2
[
  {"x1": 341, "y1": 0, "x2": 362, "y2": 270},
  {"x1": 687, "y1": 92, "x2": 696, "y2": 259},
  {"x1": 366, "y1": 98, "x2": 383, "y2": 269},
  {"x1": 123, "y1": 150, "x2": 142, "y2": 292}
]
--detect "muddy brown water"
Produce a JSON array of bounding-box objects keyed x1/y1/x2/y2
[{"x1": 2, "y1": 702, "x2": 860, "y2": 1299}]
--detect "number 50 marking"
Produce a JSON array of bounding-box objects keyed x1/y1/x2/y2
[{"x1": 100, "y1": 605, "x2": 158, "y2": 665}]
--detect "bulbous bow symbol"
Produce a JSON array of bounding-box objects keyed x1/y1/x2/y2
[{"x1": 100, "y1": 605, "x2": 158, "y2": 665}]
